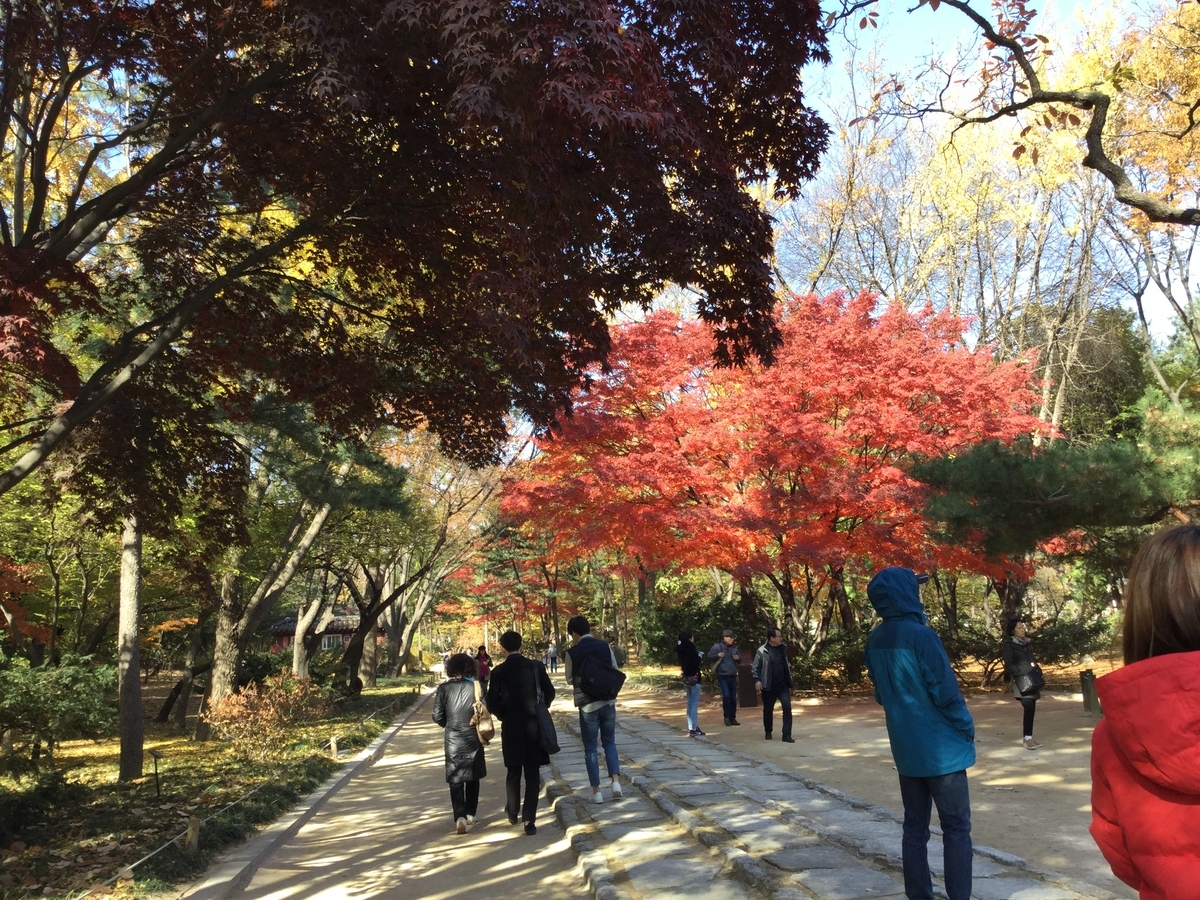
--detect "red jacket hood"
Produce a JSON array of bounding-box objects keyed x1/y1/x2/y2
[{"x1": 1094, "y1": 650, "x2": 1200, "y2": 796}]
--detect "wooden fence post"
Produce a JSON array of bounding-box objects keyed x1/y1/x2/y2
[{"x1": 186, "y1": 817, "x2": 202, "y2": 853}]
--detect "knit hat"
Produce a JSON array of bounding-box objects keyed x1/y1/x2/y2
[{"x1": 721, "y1": 629, "x2": 734, "y2": 637}]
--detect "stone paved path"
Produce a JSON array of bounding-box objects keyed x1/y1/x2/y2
[{"x1": 545, "y1": 687, "x2": 1128, "y2": 900}]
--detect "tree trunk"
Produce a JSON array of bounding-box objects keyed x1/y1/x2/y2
[
  {"x1": 293, "y1": 573, "x2": 335, "y2": 680},
  {"x1": 168, "y1": 615, "x2": 209, "y2": 731},
  {"x1": 198, "y1": 486, "x2": 342, "y2": 738},
  {"x1": 117, "y1": 513, "x2": 143, "y2": 781},
  {"x1": 384, "y1": 603, "x2": 404, "y2": 677},
  {"x1": 739, "y1": 578, "x2": 760, "y2": 639},
  {"x1": 992, "y1": 574, "x2": 1029, "y2": 624},
  {"x1": 197, "y1": 579, "x2": 242, "y2": 741},
  {"x1": 79, "y1": 603, "x2": 118, "y2": 655},
  {"x1": 358, "y1": 623, "x2": 378, "y2": 687}
]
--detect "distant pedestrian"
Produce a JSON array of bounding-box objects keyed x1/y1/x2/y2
[
  {"x1": 1090, "y1": 525, "x2": 1200, "y2": 900},
  {"x1": 564, "y1": 615, "x2": 623, "y2": 802},
  {"x1": 431, "y1": 653, "x2": 487, "y2": 834},
  {"x1": 1001, "y1": 619, "x2": 1042, "y2": 750},
  {"x1": 548, "y1": 639, "x2": 559, "y2": 673},
  {"x1": 707, "y1": 629, "x2": 741, "y2": 726},
  {"x1": 751, "y1": 627, "x2": 794, "y2": 742},
  {"x1": 485, "y1": 630, "x2": 555, "y2": 835},
  {"x1": 864, "y1": 567, "x2": 975, "y2": 900},
  {"x1": 676, "y1": 629, "x2": 704, "y2": 736},
  {"x1": 475, "y1": 645, "x2": 492, "y2": 692}
]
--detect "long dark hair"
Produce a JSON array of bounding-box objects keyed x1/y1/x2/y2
[{"x1": 1122, "y1": 525, "x2": 1200, "y2": 663}]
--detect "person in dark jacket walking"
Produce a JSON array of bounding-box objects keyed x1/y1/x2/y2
[
  {"x1": 707, "y1": 629, "x2": 742, "y2": 725},
  {"x1": 432, "y1": 653, "x2": 487, "y2": 834},
  {"x1": 751, "y1": 627, "x2": 794, "y2": 742},
  {"x1": 676, "y1": 629, "x2": 704, "y2": 736},
  {"x1": 564, "y1": 615, "x2": 623, "y2": 802},
  {"x1": 864, "y1": 567, "x2": 975, "y2": 900},
  {"x1": 485, "y1": 630, "x2": 555, "y2": 835},
  {"x1": 1001, "y1": 619, "x2": 1042, "y2": 750}
]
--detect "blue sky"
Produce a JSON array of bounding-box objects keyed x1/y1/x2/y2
[{"x1": 805, "y1": 0, "x2": 1181, "y2": 343}]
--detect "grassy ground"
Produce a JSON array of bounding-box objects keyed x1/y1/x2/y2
[{"x1": 0, "y1": 677, "x2": 427, "y2": 899}]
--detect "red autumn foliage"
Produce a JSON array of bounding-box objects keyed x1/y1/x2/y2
[
  {"x1": 0, "y1": 557, "x2": 50, "y2": 644},
  {"x1": 503, "y1": 291, "x2": 1045, "y2": 580}
]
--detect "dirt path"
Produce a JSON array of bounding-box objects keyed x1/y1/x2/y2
[{"x1": 616, "y1": 684, "x2": 1123, "y2": 896}]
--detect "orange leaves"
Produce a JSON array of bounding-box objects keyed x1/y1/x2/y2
[{"x1": 505, "y1": 293, "x2": 1043, "y2": 578}]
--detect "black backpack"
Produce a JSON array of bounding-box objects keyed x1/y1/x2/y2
[{"x1": 574, "y1": 651, "x2": 627, "y2": 701}]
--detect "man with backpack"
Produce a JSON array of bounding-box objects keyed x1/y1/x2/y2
[{"x1": 564, "y1": 615, "x2": 623, "y2": 803}]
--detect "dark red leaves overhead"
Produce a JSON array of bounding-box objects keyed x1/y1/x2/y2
[{"x1": 3, "y1": 0, "x2": 830, "y2": 485}]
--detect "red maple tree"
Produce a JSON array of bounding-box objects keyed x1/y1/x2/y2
[{"x1": 503, "y1": 291, "x2": 1044, "y2": 624}]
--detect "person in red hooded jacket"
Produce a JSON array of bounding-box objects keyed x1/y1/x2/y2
[{"x1": 1090, "y1": 524, "x2": 1200, "y2": 900}]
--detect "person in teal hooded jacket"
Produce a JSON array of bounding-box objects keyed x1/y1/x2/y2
[{"x1": 864, "y1": 567, "x2": 975, "y2": 900}]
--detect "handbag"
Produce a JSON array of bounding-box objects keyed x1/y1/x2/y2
[
  {"x1": 535, "y1": 678, "x2": 560, "y2": 755},
  {"x1": 681, "y1": 675, "x2": 700, "y2": 687},
  {"x1": 471, "y1": 679, "x2": 495, "y2": 745},
  {"x1": 1014, "y1": 664, "x2": 1045, "y2": 696}
]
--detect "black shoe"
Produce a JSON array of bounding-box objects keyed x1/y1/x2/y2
[
  {"x1": 730, "y1": 719, "x2": 741, "y2": 726},
  {"x1": 765, "y1": 733, "x2": 772, "y2": 740},
  {"x1": 524, "y1": 822, "x2": 537, "y2": 836},
  {"x1": 782, "y1": 736, "x2": 795, "y2": 743},
  {"x1": 724, "y1": 719, "x2": 733, "y2": 726},
  {"x1": 507, "y1": 815, "x2": 519, "y2": 825}
]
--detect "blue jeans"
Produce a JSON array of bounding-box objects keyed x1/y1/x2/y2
[
  {"x1": 718, "y1": 674, "x2": 738, "y2": 722},
  {"x1": 684, "y1": 681, "x2": 701, "y2": 731},
  {"x1": 579, "y1": 702, "x2": 620, "y2": 788},
  {"x1": 897, "y1": 771, "x2": 972, "y2": 900}
]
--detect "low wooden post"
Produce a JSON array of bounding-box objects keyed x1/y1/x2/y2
[
  {"x1": 185, "y1": 817, "x2": 202, "y2": 853},
  {"x1": 329, "y1": 736, "x2": 339, "y2": 759}
]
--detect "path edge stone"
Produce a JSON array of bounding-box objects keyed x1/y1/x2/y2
[{"x1": 174, "y1": 688, "x2": 434, "y2": 900}]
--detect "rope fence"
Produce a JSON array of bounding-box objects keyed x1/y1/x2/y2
[{"x1": 70, "y1": 684, "x2": 427, "y2": 899}]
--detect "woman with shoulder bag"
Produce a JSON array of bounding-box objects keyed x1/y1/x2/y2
[
  {"x1": 676, "y1": 629, "x2": 704, "y2": 737},
  {"x1": 1002, "y1": 618, "x2": 1044, "y2": 750},
  {"x1": 432, "y1": 653, "x2": 487, "y2": 834}
]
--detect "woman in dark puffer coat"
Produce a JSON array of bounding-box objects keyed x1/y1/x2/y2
[{"x1": 432, "y1": 653, "x2": 487, "y2": 834}]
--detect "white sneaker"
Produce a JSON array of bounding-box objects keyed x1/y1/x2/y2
[
  {"x1": 591, "y1": 789, "x2": 604, "y2": 803},
  {"x1": 466, "y1": 815, "x2": 475, "y2": 826},
  {"x1": 455, "y1": 817, "x2": 467, "y2": 834},
  {"x1": 611, "y1": 779, "x2": 623, "y2": 798}
]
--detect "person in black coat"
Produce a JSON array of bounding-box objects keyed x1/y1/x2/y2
[
  {"x1": 485, "y1": 630, "x2": 555, "y2": 835},
  {"x1": 432, "y1": 653, "x2": 487, "y2": 834},
  {"x1": 676, "y1": 629, "x2": 704, "y2": 736},
  {"x1": 1002, "y1": 618, "x2": 1043, "y2": 750}
]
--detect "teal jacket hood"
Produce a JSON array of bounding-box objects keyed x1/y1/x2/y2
[
  {"x1": 867, "y1": 567, "x2": 927, "y2": 624},
  {"x1": 864, "y1": 566, "x2": 975, "y2": 777}
]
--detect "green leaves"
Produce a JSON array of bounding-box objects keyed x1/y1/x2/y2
[
  {"x1": 914, "y1": 437, "x2": 1172, "y2": 559},
  {"x1": 0, "y1": 655, "x2": 117, "y2": 766}
]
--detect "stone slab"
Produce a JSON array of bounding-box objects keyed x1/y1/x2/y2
[
  {"x1": 764, "y1": 845, "x2": 863, "y2": 871},
  {"x1": 669, "y1": 782, "x2": 735, "y2": 799},
  {"x1": 970, "y1": 878, "x2": 1080, "y2": 900},
  {"x1": 621, "y1": 857, "x2": 723, "y2": 891},
  {"x1": 791, "y1": 867, "x2": 907, "y2": 900}
]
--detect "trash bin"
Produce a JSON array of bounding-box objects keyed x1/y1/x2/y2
[
  {"x1": 1080, "y1": 669, "x2": 1102, "y2": 715},
  {"x1": 737, "y1": 662, "x2": 759, "y2": 708}
]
